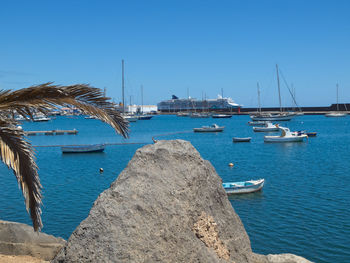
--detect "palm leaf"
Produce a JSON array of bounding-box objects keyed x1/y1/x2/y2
[
  {"x1": 0, "y1": 119, "x2": 42, "y2": 231},
  {"x1": 0, "y1": 83, "x2": 129, "y2": 231},
  {"x1": 0, "y1": 82, "x2": 129, "y2": 137}
]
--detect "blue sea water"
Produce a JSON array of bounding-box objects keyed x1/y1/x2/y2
[{"x1": 0, "y1": 115, "x2": 349, "y2": 263}]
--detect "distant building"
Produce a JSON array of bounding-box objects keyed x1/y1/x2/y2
[
  {"x1": 157, "y1": 95, "x2": 240, "y2": 112},
  {"x1": 126, "y1": 105, "x2": 157, "y2": 114}
]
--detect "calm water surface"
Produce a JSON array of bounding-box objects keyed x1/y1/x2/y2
[{"x1": 0, "y1": 115, "x2": 349, "y2": 263}]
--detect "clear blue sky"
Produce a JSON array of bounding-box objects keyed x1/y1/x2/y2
[{"x1": 1, "y1": 0, "x2": 350, "y2": 107}]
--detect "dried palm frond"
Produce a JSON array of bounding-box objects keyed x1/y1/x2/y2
[
  {"x1": 0, "y1": 83, "x2": 129, "y2": 231},
  {"x1": 0, "y1": 82, "x2": 129, "y2": 137},
  {"x1": 0, "y1": 119, "x2": 42, "y2": 230}
]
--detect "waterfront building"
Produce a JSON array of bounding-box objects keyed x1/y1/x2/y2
[
  {"x1": 127, "y1": 104, "x2": 157, "y2": 114},
  {"x1": 157, "y1": 95, "x2": 240, "y2": 112}
]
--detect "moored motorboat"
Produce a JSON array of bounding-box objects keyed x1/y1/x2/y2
[
  {"x1": 85, "y1": 115, "x2": 97, "y2": 119},
  {"x1": 190, "y1": 113, "x2": 210, "y2": 118},
  {"x1": 33, "y1": 115, "x2": 51, "y2": 122},
  {"x1": 222, "y1": 179, "x2": 264, "y2": 195},
  {"x1": 137, "y1": 115, "x2": 153, "y2": 120},
  {"x1": 247, "y1": 121, "x2": 267, "y2": 126},
  {"x1": 193, "y1": 124, "x2": 224, "y2": 132},
  {"x1": 325, "y1": 112, "x2": 347, "y2": 117},
  {"x1": 264, "y1": 126, "x2": 307, "y2": 143},
  {"x1": 253, "y1": 122, "x2": 279, "y2": 132},
  {"x1": 61, "y1": 144, "x2": 105, "y2": 153},
  {"x1": 212, "y1": 114, "x2": 232, "y2": 118},
  {"x1": 122, "y1": 114, "x2": 138, "y2": 122},
  {"x1": 233, "y1": 137, "x2": 251, "y2": 142},
  {"x1": 177, "y1": 112, "x2": 190, "y2": 117}
]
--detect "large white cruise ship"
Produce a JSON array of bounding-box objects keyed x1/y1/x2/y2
[{"x1": 157, "y1": 95, "x2": 240, "y2": 112}]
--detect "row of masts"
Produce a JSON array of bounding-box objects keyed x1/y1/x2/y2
[
  {"x1": 121, "y1": 59, "x2": 145, "y2": 114},
  {"x1": 258, "y1": 64, "x2": 344, "y2": 113}
]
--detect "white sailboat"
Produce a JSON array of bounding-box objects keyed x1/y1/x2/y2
[
  {"x1": 120, "y1": 60, "x2": 138, "y2": 122},
  {"x1": 137, "y1": 85, "x2": 153, "y2": 120},
  {"x1": 325, "y1": 84, "x2": 347, "y2": 117},
  {"x1": 250, "y1": 65, "x2": 295, "y2": 121}
]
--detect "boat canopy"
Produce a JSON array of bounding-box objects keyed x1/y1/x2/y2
[{"x1": 280, "y1": 127, "x2": 291, "y2": 137}]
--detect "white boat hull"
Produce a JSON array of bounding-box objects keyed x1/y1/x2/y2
[
  {"x1": 264, "y1": 134, "x2": 307, "y2": 143},
  {"x1": 247, "y1": 121, "x2": 267, "y2": 126},
  {"x1": 325, "y1": 112, "x2": 347, "y2": 117},
  {"x1": 223, "y1": 179, "x2": 264, "y2": 195},
  {"x1": 62, "y1": 144, "x2": 105, "y2": 153},
  {"x1": 212, "y1": 114, "x2": 232, "y2": 118},
  {"x1": 253, "y1": 127, "x2": 279, "y2": 132},
  {"x1": 233, "y1": 137, "x2": 251, "y2": 142},
  {"x1": 123, "y1": 116, "x2": 138, "y2": 122},
  {"x1": 193, "y1": 127, "x2": 224, "y2": 132},
  {"x1": 250, "y1": 114, "x2": 294, "y2": 121},
  {"x1": 190, "y1": 113, "x2": 210, "y2": 118}
]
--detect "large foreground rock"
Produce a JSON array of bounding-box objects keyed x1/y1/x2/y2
[
  {"x1": 54, "y1": 140, "x2": 312, "y2": 263},
  {"x1": 0, "y1": 220, "x2": 65, "y2": 260}
]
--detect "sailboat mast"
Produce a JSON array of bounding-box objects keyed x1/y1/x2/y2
[
  {"x1": 336, "y1": 83, "x2": 339, "y2": 111},
  {"x1": 257, "y1": 82, "x2": 261, "y2": 113},
  {"x1": 187, "y1": 88, "x2": 189, "y2": 112},
  {"x1": 221, "y1": 88, "x2": 224, "y2": 110},
  {"x1": 122, "y1": 59, "x2": 125, "y2": 114},
  {"x1": 276, "y1": 64, "x2": 282, "y2": 112},
  {"x1": 141, "y1": 85, "x2": 144, "y2": 114}
]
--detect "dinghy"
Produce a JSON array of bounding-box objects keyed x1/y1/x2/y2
[
  {"x1": 233, "y1": 137, "x2": 251, "y2": 142},
  {"x1": 222, "y1": 179, "x2": 264, "y2": 195},
  {"x1": 61, "y1": 144, "x2": 105, "y2": 153}
]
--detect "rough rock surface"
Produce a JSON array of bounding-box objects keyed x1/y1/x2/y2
[
  {"x1": 54, "y1": 140, "x2": 312, "y2": 263},
  {"x1": 266, "y1": 254, "x2": 313, "y2": 263},
  {"x1": 0, "y1": 254, "x2": 48, "y2": 263},
  {"x1": 0, "y1": 220, "x2": 65, "y2": 260}
]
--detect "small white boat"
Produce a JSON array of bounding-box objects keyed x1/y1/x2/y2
[
  {"x1": 84, "y1": 115, "x2": 97, "y2": 119},
  {"x1": 15, "y1": 116, "x2": 27, "y2": 121},
  {"x1": 233, "y1": 137, "x2": 251, "y2": 142},
  {"x1": 177, "y1": 112, "x2": 190, "y2": 117},
  {"x1": 247, "y1": 121, "x2": 267, "y2": 126},
  {"x1": 61, "y1": 144, "x2": 105, "y2": 153},
  {"x1": 122, "y1": 115, "x2": 138, "y2": 122},
  {"x1": 190, "y1": 113, "x2": 210, "y2": 118},
  {"x1": 325, "y1": 112, "x2": 347, "y2": 117},
  {"x1": 137, "y1": 115, "x2": 153, "y2": 120},
  {"x1": 33, "y1": 115, "x2": 51, "y2": 122},
  {"x1": 212, "y1": 114, "x2": 232, "y2": 118},
  {"x1": 264, "y1": 126, "x2": 308, "y2": 143},
  {"x1": 193, "y1": 124, "x2": 224, "y2": 132},
  {"x1": 223, "y1": 179, "x2": 264, "y2": 195},
  {"x1": 253, "y1": 122, "x2": 279, "y2": 132}
]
